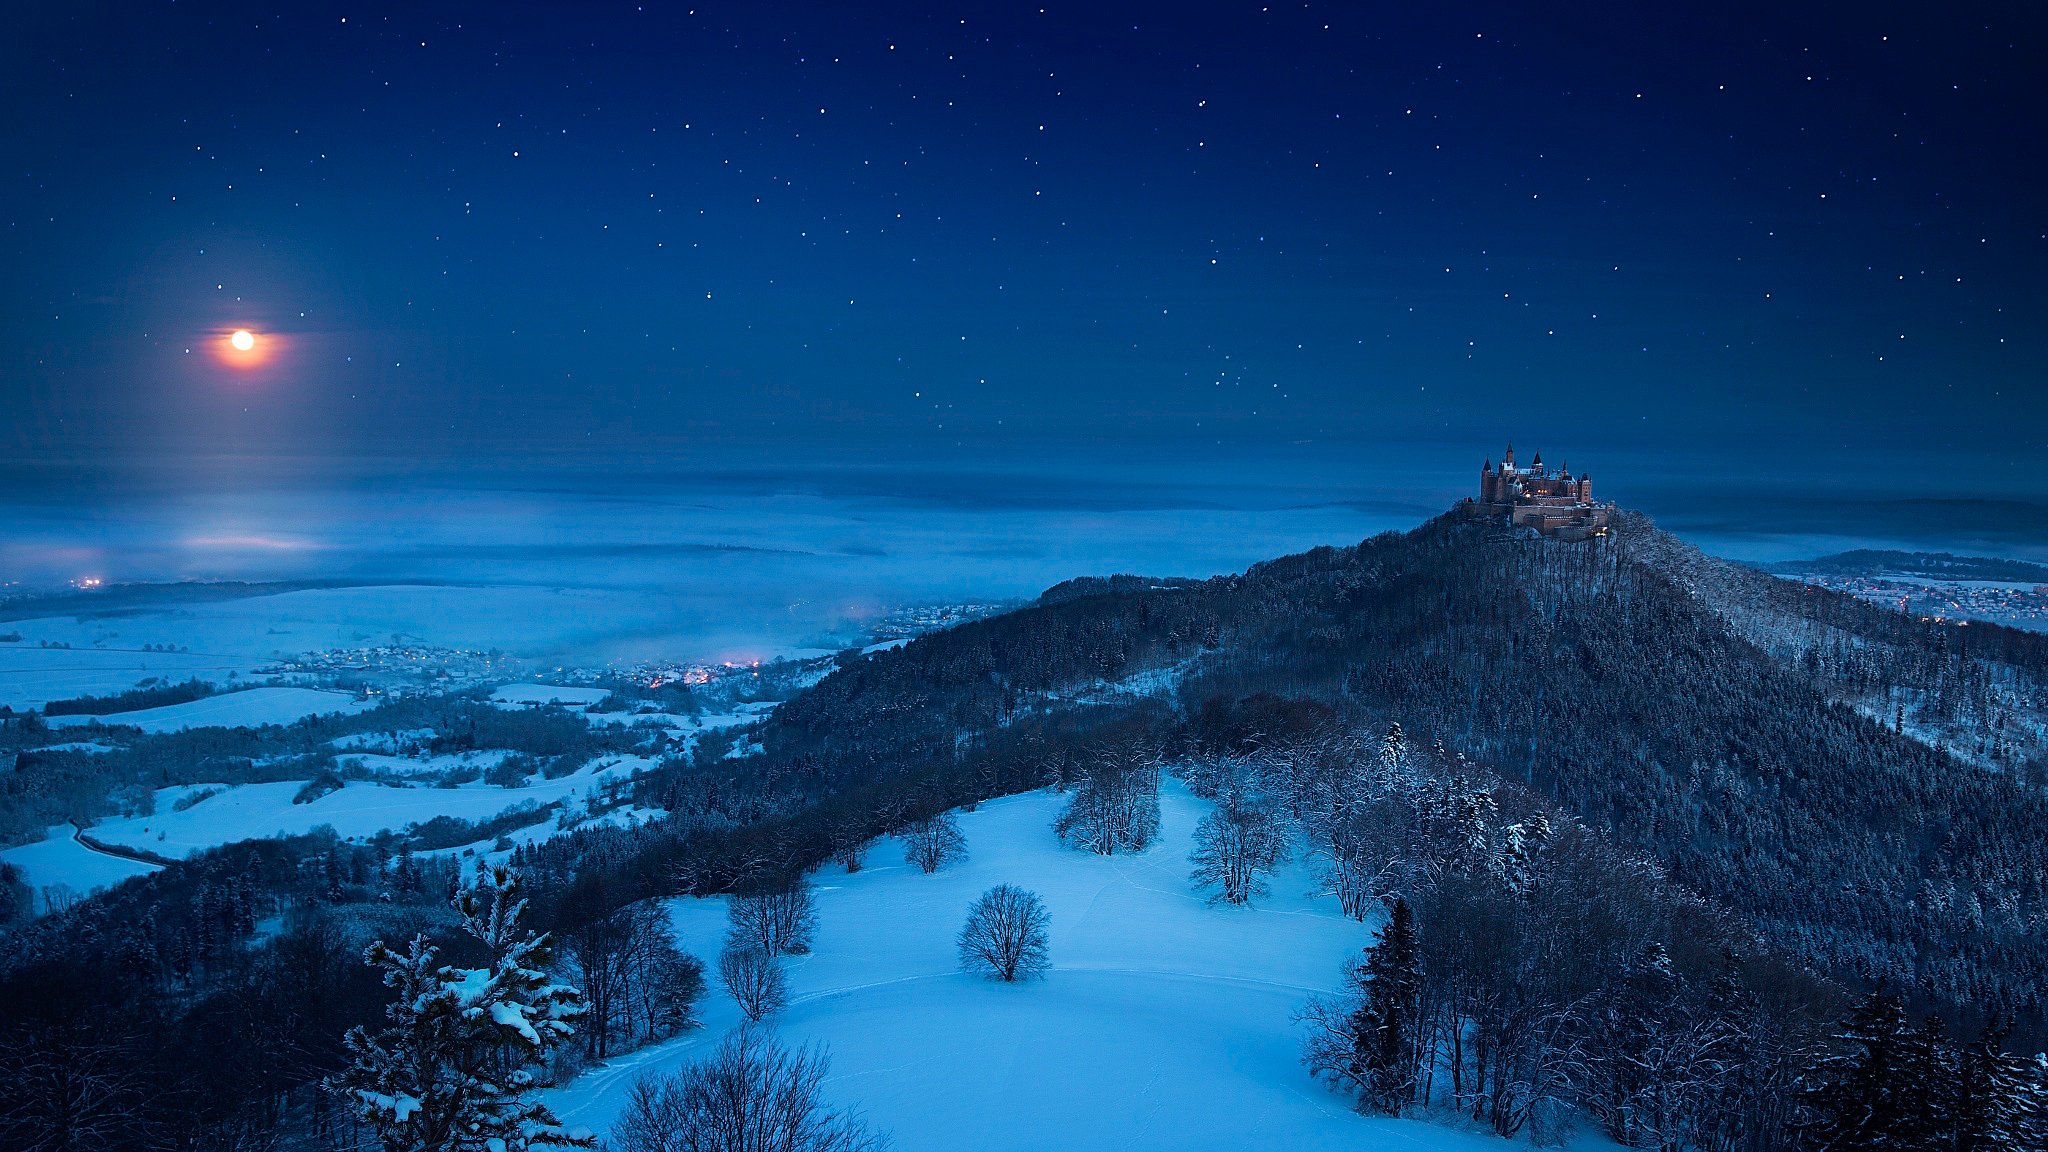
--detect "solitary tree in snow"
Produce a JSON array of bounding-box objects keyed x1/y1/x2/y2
[
  {"x1": 1053, "y1": 747, "x2": 1161, "y2": 856},
  {"x1": 728, "y1": 877, "x2": 818, "y2": 957},
  {"x1": 901, "y1": 811, "x2": 967, "y2": 874},
  {"x1": 332, "y1": 862, "x2": 594, "y2": 1151},
  {"x1": 957, "y1": 884, "x2": 1050, "y2": 982},
  {"x1": 610, "y1": 1026, "x2": 886, "y2": 1152},
  {"x1": 1188, "y1": 789, "x2": 1289, "y2": 905},
  {"x1": 718, "y1": 944, "x2": 790, "y2": 1023}
]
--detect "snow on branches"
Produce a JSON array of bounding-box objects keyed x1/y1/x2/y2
[{"x1": 332, "y1": 862, "x2": 594, "y2": 1151}]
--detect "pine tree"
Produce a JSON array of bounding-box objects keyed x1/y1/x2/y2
[
  {"x1": 1348, "y1": 898, "x2": 1423, "y2": 1114},
  {"x1": 1796, "y1": 985, "x2": 1911, "y2": 1152},
  {"x1": 1895, "y1": 1013, "x2": 1953, "y2": 1149},
  {"x1": 333, "y1": 862, "x2": 594, "y2": 1152},
  {"x1": 1953, "y1": 1017, "x2": 2022, "y2": 1152},
  {"x1": 1375, "y1": 723, "x2": 1409, "y2": 788}
]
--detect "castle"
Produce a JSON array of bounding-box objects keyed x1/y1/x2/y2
[{"x1": 1464, "y1": 443, "x2": 1613, "y2": 541}]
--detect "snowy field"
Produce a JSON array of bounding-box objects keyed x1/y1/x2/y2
[
  {"x1": 546, "y1": 781, "x2": 1525, "y2": 1152},
  {"x1": 0, "y1": 823, "x2": 162, "y2": 912},
  {"x1": 44, "y1": 686, "x2": 368, "y2": 733},
  {"x1": 0, "y1": 641, "x2": 265, "y2": 711},
  {"x1": 82, "y1": 755, "x2": 655, "y2": 860}
]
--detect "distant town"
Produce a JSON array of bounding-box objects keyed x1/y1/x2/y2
[{"x1": 1791, "y1": 574, "x2": 2048, "y2": 632}]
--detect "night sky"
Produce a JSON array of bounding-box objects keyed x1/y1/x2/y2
[{"x1": 5, "y1": 1, "x2": 2045, "y2": 472}]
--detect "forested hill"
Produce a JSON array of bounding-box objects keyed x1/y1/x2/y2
[{"x1": 754, "y1": 508, "x2": 2048, "y2": 1026}]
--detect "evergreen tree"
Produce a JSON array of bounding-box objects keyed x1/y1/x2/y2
[
  {"x1": 1953, "y1": 1017, "x2": 2021, "y2": 1152},
  {"x1": 1895, "y1": 1014, "x2": 1953, "y2": 1149},
  {"x1": 1375, "y1": 723, "x2": 1409, "y2": 788},
  {"x1": 1348, "y1": 898, "x2": 1423, "y2": 1114},
  {"x1": 333, "y1": 862, "x2": 594, "y2": 1152},
  {"x1": 1796, "y1": 986, "x2": 1912, "y2": 1152}
]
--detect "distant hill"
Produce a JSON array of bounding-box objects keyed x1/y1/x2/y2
[
  {"x1": 1770, "y1": 548, "x2": 2048, "y2": 583},
  {"x1": 0, "y1": 578, "x2": 436, "y2": 622}
]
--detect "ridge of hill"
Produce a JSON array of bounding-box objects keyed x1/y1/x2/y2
[{"x1": 739, "y1": 509, "x2": 2048, "y2": 1025}]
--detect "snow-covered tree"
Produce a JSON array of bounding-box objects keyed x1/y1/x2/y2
[
  {"x1": 727, "y1": 878, "x2": 818, "y2": 957},
  {"x1": 957, "y1": 884, "x2": 1050, "y2": 982},
  {"x1": 900, "y1": 811, "x2": 966, "y2": 874},
  {"x1": 829, "y1": 815, "x2": 870, "y2": 874},
  {"x1": 1795, "y1": 985, "x2": 1918, "y2": 1151},
  {"x1": 1953, "y1": 1018, "x2": 2026, "y2": 1152},
  {"x1": 332, "y1": 862, "x2": 593, "y2": 1152},
  {"x1": 1188, "y1": 788, "x2": 1288, "y2": 905},
  {"x1": 718, "y1": 944, "x2": 789, "y2": 1023},
  {"x1": 1053, "y1": 749, "x2": 1160, "y2": 856},
  {"x1": 1493, "y1": 814, "x2": 1554, "y2": 898},
  {"x1": 1376, "y1": 722, "x2": 1409, "y2": 787},
  {"x1": 610, "y1": 1026, "x2": 885, "y2": 1152}
]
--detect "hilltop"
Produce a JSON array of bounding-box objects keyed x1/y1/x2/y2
[{"x1": 717, "y1": 508, "x2": 2048, "y2": 1026}]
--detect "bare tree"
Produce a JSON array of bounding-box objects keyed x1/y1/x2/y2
[
  {"x1": 1306, "y1": 802, "x2": 1404, "y2": 921},
  {"x1": 727, "y1": 878, "x2": 818, "y2": 957},
  {"x1": 957, "y1": 884, "x2": 1050, "y2": 982},
  {"x1": 900, "y1": 812, "x2": 967, "y2": 874},
  {"x1": 0, "y1": 1022, "x2": 152, "y2": 1152},
  {"x1": 1053, "y1": 747, "x2": 1160, "y2": 856},
  {"x1": 829, "y1": 816, "x2": 870, "y2": 874},
  {"x1": 718, "y1": 944, "x2": 789, "y2": 1023},
  {"x1": 610, "y1": 1026, "x2": 886, "y2": 1152},
  {"x1": 1188, "y1": 789, "x2": 1289, "y2": 905}
]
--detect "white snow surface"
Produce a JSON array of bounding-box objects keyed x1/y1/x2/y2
[
  {"x1": 546, "y1": 781, "x2": 1523, "y2": 1152},
  {"x1": 84, "y1": 755, "x2": 654, "y2": 859},
  {"x1": 1, "y1": 824, "x2": 162, "y2": 912},
  {"x1": 44, "y1": 686, "x2": 368, "y2": 733},
  {"x1": 0, "y1": 642, "x2": 265, "y2": 711}
]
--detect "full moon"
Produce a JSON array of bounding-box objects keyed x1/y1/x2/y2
[{"x1": 230, "y1": 329, "x2": 256, "y2": 351}]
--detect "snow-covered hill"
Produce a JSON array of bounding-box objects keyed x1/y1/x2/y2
[
  {"x1": 44, "y1": 685, "x2": 368, "y2": 733},
  {"x1": 85, "y1": 755, "x2": 654, "y2": 861},
  {"x1": 547, "y1": 781, "x2": 1527, "y2": 1152}
]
